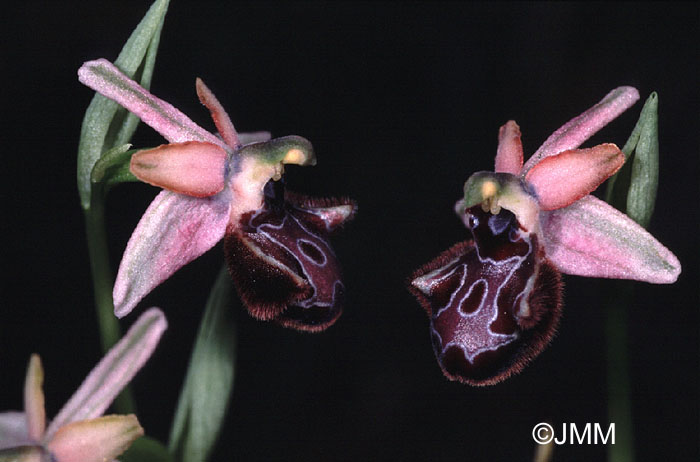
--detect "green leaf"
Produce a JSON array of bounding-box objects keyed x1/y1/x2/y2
[
  {"x1": 625, "y1": 92, "x2": 659, "y2": 228},
  {"x1": 168, "y1": 267, "x2": 236, "y2": 462},
  {"x1": 77, "y1": 0, "x2": 170, "y2": 209},
  {"x1": 601, "y1": 92, "x2": 660, "y2": 462},
  {"x1": 604, "y1": 92, "x2": 660, "y2": 229},
  {"x1": 121, "y1": 436, "x2": 174, "y2": 462},
  {"x1": 109, "y1": 0, "x2": 167, "y2": 150}
]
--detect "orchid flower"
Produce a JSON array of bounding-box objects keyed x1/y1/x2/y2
[
  {"x1": 78, "y1": 59, "x2": 355, "y2": 331},
  {"x1": 408, "y1": 87, "x2": 681, "y2": 386},
  {"x1": 0, "y1": 308, "x2": 167, "y2": 461}
]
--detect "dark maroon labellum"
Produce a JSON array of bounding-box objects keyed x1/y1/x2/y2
[
  {"x1": 225, "y1": 180, "x2": 356, "y2": 332},
  {"x1": 409, "y1": 206, "x2": 562, "y2": 385}
]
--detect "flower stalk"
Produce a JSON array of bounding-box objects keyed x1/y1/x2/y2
[
  {"x1": 604, "y1": 92, "x2": 661, "y2": 462},
  {"x1": 76, "y1": 0, "x2": 169, "y2": 413},
  {"x1": 84, "y1": 182, "x2": 136, "y2": 414},
  {"x1": 605, "y1": 283, "x2": 635, "y2": 462},
  {"x1": 84, "y1": 189, "x2": 121, "y2": 363}
]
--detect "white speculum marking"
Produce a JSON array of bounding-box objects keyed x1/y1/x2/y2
[
  {"x1": 432, "y1": 265, "x2": 468, "y2": 318},
  {"x1": 412, "y1": 256, "x2": 462, "y2": 295},
  {"x1": 297, "y1": 238, "x2": 328, "y2": 266},
  {"x1": 255, "y1": 210, "x2": 340, "y2": 310},
  {"x1": 431, "y1": 223, "x2": 536, "y2": 364},
  {"x1": 296, "y1": 280, "x2": 343, "y2": 309}
]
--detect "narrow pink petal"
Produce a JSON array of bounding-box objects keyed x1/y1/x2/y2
[
  {"x1": 113, "y1": 190, "x2": 231, "y2": 317},
  {"x1": 525, "y1": 143, "x2": 624, "y2": 211},
  {"x1": 131, "y1": 142, "x2": 227, "y2": 198},
  {"x1": 78, "y1": 59, "x2": 225, "y2": 148},
  {"x1": 522, "y1": 86, "x2": 639, "y2": 174},
  {"x1": 47, "y1": 415, "x2": 143, "y2": 462},
  {"x1": 494, "y1": 120, "x2": 523, "y2": 174},
  {"x1": 23, "y1": 355, "x2": 45, "y2": 441},
  {"x1": 540, "y1": 195, "x2": 681, "y2": 283},
  {"x1": 0, "y1": 412, "x2": 32, "y2": 449},
  {"x1": 196, "y1": 78, "x2": 240, "y2": 148},
  {"x1": 45, "y1": 309, "x2": 166, "y2": 439}
]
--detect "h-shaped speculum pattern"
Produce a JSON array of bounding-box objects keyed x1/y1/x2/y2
[
  {"x1": 411, "y1": 204, "x2": 562, "y2": 385},
  {"x1": 409, "y1": 87, "x2": 680, "y2": 386}
]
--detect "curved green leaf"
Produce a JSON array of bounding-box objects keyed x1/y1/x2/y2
[
  {"x1": 626, "y1": 92, "x2": 658, "y2": 228},
  {"x1": 77, "y1": 0, "x2": 170, "y2": 209},
  {"x1": 604, "y1": 92, "x2": 659, "y2": 229},
  {"x1": 168, "y1": 267, "x2": 236, "y2": 462}
]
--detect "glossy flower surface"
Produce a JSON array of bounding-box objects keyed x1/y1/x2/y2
[
  {"x1": 78, "y1": 59, "x2": 355, "y2": 330},
  {"x1": 409, "y1": 87, "x2": 681, "y2": 385},
  {"x1": 0, "y1": 308, "x2": 166, "y2": 461},
  {"x1": 226, "y1": 181, "x2": 355, "y2": 332}
]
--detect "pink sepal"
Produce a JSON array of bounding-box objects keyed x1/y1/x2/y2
[
  {"x1": 113, "y1": 191, "x2": 231, "y2": 317},
  {"x1": 494, "y1": 120, "x2": 523, "y2": 174},
  {"x1": 47, "y1": 415, "x2": 143, "y2": 462},
  {"x1": 525, "y1": 143, "x2": 624, "y2": 211},
  {"x1": 78, "y1": 59, "x2": 226, "y2": 148},
  {"x1": 540, "y1": 195, "x2": 681, "y2": 283},
  {"x1": 130, "y1": 142, "x2": 228, "y2": 198},
  {"x1": 45, "y1": 309, "x2": 166, "y2": 439},
  {"x1": 523, "y1": 86, "x2": 639, "y2": 173}
]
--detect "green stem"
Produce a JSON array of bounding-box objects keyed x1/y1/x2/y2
[
  {"x1": 84, "y1": 191, "x2": 136, "y2": 414},
  {"x1": 605, "y1": 282, "x2": 634, "y2": 462}
]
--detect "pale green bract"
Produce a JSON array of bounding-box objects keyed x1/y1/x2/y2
[{"x1": 77, "y1": 0, "x2": 169, "y2": 209}]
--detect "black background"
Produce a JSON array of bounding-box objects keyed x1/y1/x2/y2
[{"x1": 3, "y1": 2, "x2": 698, "y2": 461}]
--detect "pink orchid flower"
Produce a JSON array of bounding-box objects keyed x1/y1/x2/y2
[
  {"x1": 0, "y1": 308, "x2": 167, "y2": 461},
  {"x1": 408, "y1": 87, "x2": 681, "y2": 385},
  {"x1": 78, "y1": 59, "x2": 355, "y2": 331}
]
